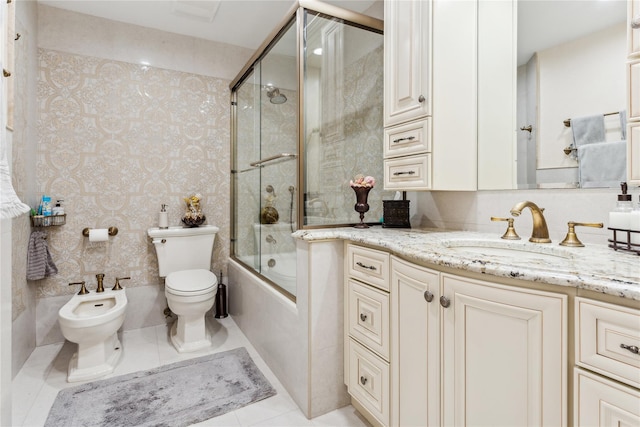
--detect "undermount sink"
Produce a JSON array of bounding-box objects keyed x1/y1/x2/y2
[{"x1": 441, "y1": 239, "x2": 574, "y2": 262}]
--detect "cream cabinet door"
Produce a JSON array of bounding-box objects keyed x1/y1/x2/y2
[
  {"x1": 383, "y1": 0, "x2": 430, "y2": 127},
  {"x1": 441, "y1": 274, "x2": 567, "y2": 427},
  {"x1": 390, "y1": 257, "x2": 440, "y2": 427},
  {"x1": 575, "y1": 368, "x2": 640, "y2": 427}
]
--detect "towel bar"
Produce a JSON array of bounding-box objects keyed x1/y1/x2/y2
[{"x1": 563, "y1": 111, "x2": 620, "y2": 127}]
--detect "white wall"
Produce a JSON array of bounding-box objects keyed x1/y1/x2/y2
[{"x1": 537, "y1": 23, "x2": 627, "y2": 170}]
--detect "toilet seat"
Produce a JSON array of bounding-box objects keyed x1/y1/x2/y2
[{"x1": 165, "y1": 269, "x2": 217, "y2": 296}]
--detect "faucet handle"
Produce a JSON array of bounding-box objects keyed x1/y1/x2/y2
[
  {"x1": 113, "y1": 276, "x2": 130, "y2": 290},
  {"x1": 491, "y1": 217, "x2": 521, "y2": 240},
  {"x1": 559, "y1": 221, "x2": 604, "y2": 247},
  {"x1": 69, "y1": 281, "x2": 89, "y2": 295}
]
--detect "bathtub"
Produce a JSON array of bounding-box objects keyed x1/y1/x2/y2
[{"x1": 236, "y1": 252, "x2": 296, "y2": 296}]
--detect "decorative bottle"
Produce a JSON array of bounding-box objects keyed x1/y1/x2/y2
[{"x1": 609, "y1": 183, "x2": 633, "y2": 231}]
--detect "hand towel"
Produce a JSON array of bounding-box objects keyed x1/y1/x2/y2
[
  {"x1": 577, "y1": 140, "x2": 626, "y2": 188},
  {"x1": 0, "y1": 147, "x2": 30, "y2": 220},
  {"x1": 571, "y1": 114, "x2": 606, "y2": 147},
  {"x1": 27, "y1": 230, "x2": 58, "y2": 280},
  {"x1": 620, "y1": 109, "x2": 627, "y2": 140}
]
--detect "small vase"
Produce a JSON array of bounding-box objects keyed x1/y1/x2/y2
[{"x1": 352, "y1": 186, "x2": 372, "y2": 229}]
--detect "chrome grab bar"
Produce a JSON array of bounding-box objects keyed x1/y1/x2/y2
[{"x1": 249, "y1": 153, "x2": 297, "y2": 167}]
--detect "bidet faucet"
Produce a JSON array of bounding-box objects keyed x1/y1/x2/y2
[
  {"x1": 96, "y1": 273, "x2": 105, "y2": 293},
  {"x1": 509, "y1": 201, "x2": 551, "y2": 243}
]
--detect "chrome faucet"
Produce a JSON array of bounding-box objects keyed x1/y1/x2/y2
[{"x1": 509, "y1": 201, "x2": 551, "y2": 243}]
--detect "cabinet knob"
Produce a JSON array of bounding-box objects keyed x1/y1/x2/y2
[
  {"x1": 360, "y1": 375, "x2": 368, "y2": 385},
  {"x1": 631, "y1": 17, "x2": 640, "y2": 29},
  {"x1": 418, "y1": 94, "x2": 425, "y2": 103},
  {"x1": 620, "y1": 343, "x2": 639, "y2": 355},
  {"x1": 360, "y1": 313, "x2": 368, "y2": 322},
  {"x1": 439, "y1": 296, "x2": 451, "y2": 308},
  {"x1": 423, "y1": 290, "x2": 434, "y2": 302}
]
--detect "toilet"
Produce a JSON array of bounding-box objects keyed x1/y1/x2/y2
[
  {"x1": 58, "y1": 288, "x2": 128, "y2": 382},
  {"x1": 148, "y1": 225, "x2": 219, "y2": 353}
]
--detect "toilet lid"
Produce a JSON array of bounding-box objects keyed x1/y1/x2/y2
[{"x1": 165, "y1": 269, "x2": 217, "y2": 294}]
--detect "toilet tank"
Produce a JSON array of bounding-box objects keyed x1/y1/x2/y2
[{"x1": 147, "y1": 225, "x2": 219, "y2": 277}]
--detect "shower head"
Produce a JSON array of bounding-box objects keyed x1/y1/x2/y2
[{"x1": 266, "y1": 86, "x2": 287, "y2": 104}]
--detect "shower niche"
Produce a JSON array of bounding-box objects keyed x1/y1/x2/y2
[{"x1": 231, "y1": 1, "x2": 387, "y2": 300}]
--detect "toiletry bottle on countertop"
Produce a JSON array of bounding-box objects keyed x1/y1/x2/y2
[
  {"x1": 159, "y1": 204, "x2": 168, "y2": 229},
  {"x1": 609, "y1": 182, "x2": 633, "y2": 230}
]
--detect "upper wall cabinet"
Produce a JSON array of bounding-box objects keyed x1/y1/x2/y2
[{"x1": 383, "y1": 0, "x2": 430, "y2": 128}]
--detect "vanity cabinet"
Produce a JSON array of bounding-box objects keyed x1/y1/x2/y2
[
  {"x1": 345, "y1": 244, "x2": 391, "y2": 426},
  {"x1": 574, "y1": 298, "x2": 640, "y2": 425},
  {"x1": 346, "y1": 243, "x2": 568, "y2": 427}
]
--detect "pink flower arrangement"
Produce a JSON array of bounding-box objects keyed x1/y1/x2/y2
[{"x1": 350, "y1": 174, "x2": 376, "y2": 188}]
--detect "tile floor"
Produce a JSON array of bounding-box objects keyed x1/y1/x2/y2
[{"x1": 12, "y1": 316, "x2": 370, "y2": 427}]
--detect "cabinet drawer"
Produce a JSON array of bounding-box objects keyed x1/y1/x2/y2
[
  {"x1": 384, "y1": 154, "x2": 431, "y2": 191},
  {"x1": 574, "y1": 368, "x2": 640, "y2": 426},
  {"x1": 348, "y1": 338, "x2": 390, "y2": 426},
  {"x1": 576, "y1": 298, "x2": 640, "y2": 389},
  {"x1": 384, "y1": 119, "x2": 431, "y2": 158},
  {"x1": 347, "y1": 244, "x2": 390, "y2": 291},
  {"x1": 630, "y1": 60, "x2": 640, "y2": 121},
  {"x1": 348, "y1": 279, "x2": 390, "y2": 360}
]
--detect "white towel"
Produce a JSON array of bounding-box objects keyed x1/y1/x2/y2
[
  {"x1": 577, "y1": 140, "x2": 626, "y2": 188},
  {"x1": 27, "y1": 231, "x2": 58, "y2": 280},
  {"x1": 571, "y1": 114, "x2": 606, "y2": 147},
  {"x1": 0, "y1": 147, "x2": 30, "y2": 220}
]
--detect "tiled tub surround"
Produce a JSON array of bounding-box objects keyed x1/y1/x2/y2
[{"x1": 294, "y1": 227, "x2": 640, "y2": 300}]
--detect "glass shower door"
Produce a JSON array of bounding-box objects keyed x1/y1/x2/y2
[{"x1": 233, "y1": 19, "x2": 298, "y2": 300}]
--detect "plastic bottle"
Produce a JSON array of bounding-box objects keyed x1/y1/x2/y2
[
  {"x1": 52, "y1": 199, "x2": 64, "y2": 216},
  {"x1": 609, "y1": 182, "x2": 633, "y2": 231}
]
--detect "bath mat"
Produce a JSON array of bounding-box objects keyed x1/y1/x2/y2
[{"x1": 44, "y1": 347, "x2": 276, "y2": 427}]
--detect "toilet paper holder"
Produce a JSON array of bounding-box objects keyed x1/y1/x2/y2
[{"x1": 82, "y1": 227, "x2": 119, "y2": 237}]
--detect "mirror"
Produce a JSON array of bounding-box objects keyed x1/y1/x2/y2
[{"x1": 516, "y1": 0, "x2": 628, "y2": 189}]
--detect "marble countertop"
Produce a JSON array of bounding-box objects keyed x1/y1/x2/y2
[{"x1": 293, "y1": 226, "x2": 640, "y2": 301}]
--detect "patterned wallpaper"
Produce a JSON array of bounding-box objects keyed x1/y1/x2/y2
[{"x1": 34, "y1": 48, "x2": 230, "y2": 298}]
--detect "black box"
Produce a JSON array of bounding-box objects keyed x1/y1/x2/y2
[{"x1": 383, "y1": 200, "x2": 411, "y2": 228}]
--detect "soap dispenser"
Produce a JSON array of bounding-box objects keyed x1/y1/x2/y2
[
  {"x1": 159, "y1": 204, "x2": 168, "y2": 229},
  {"x1": 609, "y1": 182, "x2": 633, "y2": 230}
]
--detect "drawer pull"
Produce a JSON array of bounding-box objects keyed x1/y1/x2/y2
[
  {"x1": 360, "y1": 313, "x2": 368, "y2": 322},
  {"x1": 356, "y1": 261, "x2": 377, "y2": 271},
  {"x1": 620, "y1": 343, "x2": 640, "y2": 355},
  {"x1": 360, "y1": 375, "x2": 368, "y2": 385},
  {"x1": 392, "y1": 136, "x2": 416, "y2": 144},
  {"x1": 440, "y1": 296, "x2": 451, "y2": 308},
  {"x1": 424, "y1": 290, "x2": 434, "y2": 302},
  {"x1": 393, "y1": 170, "x2": 416, "y2": 176}
]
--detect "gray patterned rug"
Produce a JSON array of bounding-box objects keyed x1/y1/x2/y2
[{"x1": 44, "y1": 347, "x2": 276, "y2": 427}]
